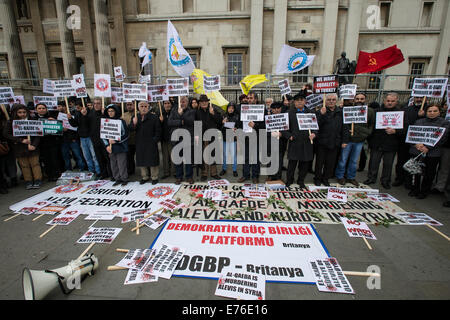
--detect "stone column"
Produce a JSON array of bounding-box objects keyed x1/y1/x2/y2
[
  {"x1": 344, "y1": 0, "x2": 363, "y2": 62},
  {"x1": 111, "y1": 0, "x2": 128, "y2": 75},
  {"x1": 249, "y1": 0, "x2": 264, "y2": 74},
  {"x1": 55, "y1": 0, "x2": 78, "y2": 78},
  {"x1": 0, "y1": 0, "x2": 27, "y2": 80},
  {"x1": 29, "y1": 0, "x2": 50, "y2": 78},
  {"x1": 320, "y1": 0, "x2": 339, "y2": 74},
  {"x1": 433, "y1": 0, "x2": 450, "y2": 74},
  {"x1": 93, "y1": 0, "x2": 112, "y2": 74},
  {"x1": 272, "y1": 0, "x2": 287, "y2": 73}
]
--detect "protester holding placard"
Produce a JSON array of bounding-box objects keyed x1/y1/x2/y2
[
  {"x1": 67, "y1": 102, "x2": 101, "y2": 178},
  {"x1": 4, "y1": 104, "x2": 42, "y2": 189},
  {"x1": 221, "y1": 102, "x2": 239, "y2": 177},
  {"x1": 267, "y1": 102, "x2": 288, "y2": 181},
  {"x1": 407, "y1": 105, "x2": 449, "y2": 199},
  {"x1": 281, "y1": 93, "x2": 316, "y2": 188},
  {"x1": 365, "y1": 93, "x2": 403, "y2": 189},
  {"x1": 103, "y1": 104, "x2": 129, "y2": 186},
  {"x1": 157, "y1": 100, "x2": 174, "y2": 179},
  {"x1": 55, "y1": 103, "x2": 86, "y2": 173},
  {"x1": 393, "y1": 96, "x2": 426, "y2": 188},
  {"x1": 33, "y1": 103, "x2": 62, "y2": 182},
  {"x1": 335, "y1": 93, "x2": 375, "y2": 186},
  {"x1": 132, "y1": 101, "x2": 162, "y2": 185},
  {"x1": 121, "y1": 101, "x2": 137, "y2": 176},
  {"x1": 314, "y1": 93, "x2": 349, "y2": 186}
]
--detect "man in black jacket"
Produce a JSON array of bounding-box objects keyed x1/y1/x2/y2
[
  {"x1": 314, "y1": 93, "x2": 350, "y2": 186},
  {"x1": 364, "y1": 93, "x2": 403, "y2": 189}
]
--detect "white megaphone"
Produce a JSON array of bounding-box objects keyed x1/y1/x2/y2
[{"x1": 22, "y1": 254, "x2": 98, "y2": 300}]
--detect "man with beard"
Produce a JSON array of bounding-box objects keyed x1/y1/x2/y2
[{"x1": 335, "y1": 93, "x2": 375, "y2": 186}]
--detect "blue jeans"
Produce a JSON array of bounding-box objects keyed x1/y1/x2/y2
[
  {"x1": 335, "y1": 142, "x2": 364, "y2": 180},
  {"x1": 80, "y1": 137, "x2": 101, "y2": 175},
  {"x1": 61, "y1": 141, "x2": 86, "y2": 171},
  {"x1": 175, "y1": 164, "x2": 193, "y2": 180},
  {"x1": 222, "y1": 141, "x2": 237, "y2": 172}
]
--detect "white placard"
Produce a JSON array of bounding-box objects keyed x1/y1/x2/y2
[
  {"x1": 215, "y1": 268, "x2": 266, "y2": 300},
  {"x1": 53, "y1": 80, "x2": 76, "y2": 97},
  {"x1": 343, "y1": 106, "x2": 368, "y2": 124},
  {"x1": 46, "y1": 208, "x2": 84, "y2": 226},
  {"x1": 366, "y1": 193, "x2": 400, "y2": 203},
  {"x1": 77, "y1": 227, "x2": 122, "y2": 244},
  {"x1": 396, "y1": 212, "x2": 442, "y2": 226},
  {"x1": 72, "y1": 74, "x2": 87, "y2": 98},
  {"x1": 243, "y1": 189, "x2": 269, "y2": 199},
  {"x1": 204, "y1": 75, "x2": 221, "y2": 92},
  {"x1": 14, "y1": 201, "x2": 54, "y2": 216},
  {"x1": 124, "y1": 269, "x2": 158, "y2": 285},
  {"x1": 111, "y1": 87, "x2": 124, "y2": 103},
  {"x1": 10, "y1": 96, "x2": 25, "y2": 106},
  {"x1": 139, "y1": 74, "x2": 151, "y2": 84},
  {"x1": 306, "y1": 94, "x2": 323, "y2": 110},
  {"x1": 94, "y1": 74, "x2": 112, "y2": 97},
  {"x1": 34, "y1": 96, "x2": 58, "y2": 110},
  {"x1": 114, "y1": 66, "x2": 125, "y2": 82},
  {"x1": 208, "y1": 179, "x2": 230, "y2": 188},
  {"x1": 265, "y1": 113, "x2": 289, "y2": 133},
  {"x1": 223, "y1": 122, "x2": 235, "y2": 129},
  {"x1": 100, "y1": 118, "x2": 122, "y2": 141},
  {"x1": 203, "y1": 189, "x2": 223, "y2": 201},
  {"x1": 278, "y1": 79, "x2": 291, "y2": 96},
  {"x1": 85, "y1": 209, "x2": 118, "y2": 221},
  {"x1": 12, "y1": 120, "x2": 44, "y2": 137},
  {"x1": 375, "y1": 111, "x2": 404, "y2": 129},
  {"x1": 141, "y1": 244, "x2": 186, "y2": 279},
  {"x1": 240, "y1": 104, "x2": 265, "y2": 122},
  {"x1": 143, "y1": 213, "x2": 170, "y2": 230},
  {"x1": 0, "y1": 87, "x2": 14, "y2": 104},
  {"x1": 340, "y1": 217, "x2": 377, "y2": 240},
  {"x1": 115, "y1": 248, "x2": 156, "y2": 270},
  {"x1": 36, "y1": 205, "x2": 69, "y2": 215},
  {"x1": 122, "y1": 83, "x2": 148, "y2": 102},
  {"x1": 327, "y1": 188, "x2": 348, "y2": 203},
  {"x1": 339, "y1": 84, "x2": 357, "y2": 99},
  {"x1": 446, "y1": 84, "x2": 450, "y2": 121},
  {"x1": 296, "y1": 113, "x2": 319, "y2": 130},
  {"x1": 405, "y1": 126, "x2": 446, "y2": 147},
  {"x1": 309, "y1": 257, "x2": 355, "y2": 294},
  {"x1": 411, "y1": 78, "x2": 448, "y2": 98},
  {"x1": 121, "y1": 209, "x2": 152, "y2": 223},
  {"x1": 43, "y1": 79, "x2": 55, "y2": 94},
  {"x1": 148, "y1": 84, "x2": 169, "y2": 102},
  {"x1": 166, "y1": 78, "x2": 189, "y2": 96}
]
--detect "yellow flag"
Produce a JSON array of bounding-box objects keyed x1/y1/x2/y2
[
  {"x1": 191, "y1": 69, "x2": 229, "y2": 110},
  {"x1": 239, "y1": 74, "x2": 268, "y2": 95}
]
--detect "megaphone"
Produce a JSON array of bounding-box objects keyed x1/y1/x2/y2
[{"x1": 22, "y1": 254, "x2": 98, "y2": 300}]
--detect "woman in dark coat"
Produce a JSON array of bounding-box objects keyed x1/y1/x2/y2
[
  {"x1": 281, "y1": 93, "x2": 317, "y2": 188},
  {"x1": 131, "y1": 100, "x2": 162, "y2": 185},
  {"x1": 407, "y1": 105, "x2": 449, "y2": 199}
]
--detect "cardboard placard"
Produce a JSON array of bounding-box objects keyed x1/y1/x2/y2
[
  {"x1": 85, "y1": 209, "x2": 119, "y2": 221},
  {"x1": 77, "y1": 227, "x2": 122, "y2": 243},
  {"x1": 33, "y1": 96, "x2": 58, "y2": 110},
  {"x1": 94, "y1": 74, "x2": 112, "y2": 97},
  {"x1": 265, "y1": 113, "x2": 289, "y2": 133},
  {"x1": 115, "y1": 248, "x2": 156, "y2": 270},
  {"x1": 72, "y1": 74, "x2": 87, "y2": 98},
  {"x1": 121, "y1": 209, "x2": 152, "y2": 223},
  {"x1": 343, "y1": 106, "x2": 368, "y2": 124},
  {"x1": 204, "y1": 75, "x2": 221, "y2": 92},
  {"x1": 208, "y1": 179, "x2": 230, "y2": 188},
  {"x1": 243, "y1": 189, "x2": 269, "y2": 199},
  {"x1": 36, "y1": 204, "x2": 69, "y2": 215},
  {"x1": 124, "y1": 269, "x2": 158, "y2": 285},
  {"x1": 366, "y1": 193, "x2": 400, "y2": 203},
  {"x1": 10, "y1": 96, "x2": 25, "y2": 107},
  {"x1": 15, "y1": 201, "x2": 54, "y2": 216},
  {"x1": 327, "y1": 188, "x2": 348, "y2": 203},
  {"x1": 306, "y1": 94, "x2": 323, "y2": 110},
  {"x1": 339, "y1": 84, "x2": 357, "y2": 99},
  {"x1": 240, "y1": 104, "x2": 265, "y2": 122},
  {"x1": 53, "y1": 80, "x2": 76, "y2": 97},
  {"x1": 42, "y1": 119, "x2": 63, "y2": 136},
  {"x1": 215, "y1": 268, "x2": 265, "y2": 300},
  {"x1": 148, "y1": 84, "x2": 169, "y2": 102},
  {"x1": 340, "y1": 217, "x2": 377, "y2": 240},
  {"x1": 111, "y1": 87, "x2": 124, "y2": 103},
  {"x1": 114, "y1": 66, "x2": 125, "y2": 82},
  {"x1": 405, "y1": 126, "x2": 446, "y2": 147},
  {"x1": 411, "y1": 78, "x2": 448, "y2": 98},
  {"x1": 12, "y1": 120, "x2": 44, "y2": 137},
  {"x1": 396, "y1": 212, "x2": 442, "y2": 226},
  {"x1": 100, "y1": 118, "x2": 122, "y2": 141},
  {"x1": 140, "y1": 244, "x2": 186, "y2": 279},
  {"x1": 313, "y1": 75, "x2": 338, "y2": 94},
  {"x1": 278, "y1": 79, "x2": 291, "y2": 96},
  {"x1": 43, "y1": 79, "x2": 55, "y2": 94},
  {"x1": 122, "y1": 83, "x2": 148, "y2": 102},
  {"x1": 309, "y1": 257, "x2": 354, "y2": 294},
  {"x1": 0, "y1": 87, "x2": 14, "y2": 104},
  {"x1": 143, "y1": 213, "x2": 170, "y2": 230},
  {"x1": 166, "y1": 78, "x2": 189, "y2": 96},
  {"x1": 296, "y1": 113, "x2": 319, "y2": 130},
  {"x1": 375, "y1": 111, "x2": 404, "y2": 129},
  {"x1": 46, "y1": 208, "x2": 84, "y2": 226}
]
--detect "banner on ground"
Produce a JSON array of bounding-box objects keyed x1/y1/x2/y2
[
  {"x1": 12, "y1": 120, "x2": 44, "y2": 137},
  {"x1": 166, "y1": 78, "x2": 189, "y2": 96},
  {"x1": 309, "y1": 257, "x2": 354, "y2": 294},
  {"x1": 53, "y1": 80, "x2": 76, "y2": 98},
  {"x1": 306, "y1": 94, "x2": 323, "y2": 110},
  {"x1": 411, "y1": 78, "x2": 448, "y2": 98},
  {"x1": 215, "y1": 268, "x2": 265, "y2": 300},
  {"x1": 240, "y1": 104, "x2": 265, "y2": 122},
  {"x1": 151, "y1": 219, "x2": 329, "y2": 283},
  {"x1": 396, "y1": 212, "x2": 442, "y2": 226},
  {"x1": 203, "y1": 75, "x2": 221, "y2": 93},
  {"x1": 296, "y1": 113, "x2": 319, "y2": 130},
  {"x1": 313, "y1": 75, "x2": 338, "y2": 94},
  {"x1": 265, "y1": 113, "x2": 289, "y2": 132},
  {"x1": 405, "y1": 126, "x2": 446, "y2": 147},
  {"x1": 100, "y1": 118, "x2": 122, "y2": 141},
  {"x1": 278, "y1": 79, "x2": 291, "y2": 96},
  {"x1": 123, "y1": 83, "x2": 148, "y2": 102},
  {"x1": 34, "y1": 96, "x2": 58, "y2": 110},
  {"x1": 340, "y1": 217, "x2": 376, "y2": 240},
  {"x1": 148, "y1": 84, "x2": 169, "y2": 102},
  {"x1": 339, "y1": 84, "x2": 357, "y2": 100},
  {"x1": 343, "y1": 106, "x2": 368, "y2": 124},
  {"x1": 375, "y1": 111, "x2": 404, "y2": 129},
  {"x1": 94, "y1": 74, "x2": 112, "y2": 98}
]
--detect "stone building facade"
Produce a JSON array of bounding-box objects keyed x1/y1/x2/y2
[{"x1": 0, "y1": 0, "x2": 449, "y2": 98}]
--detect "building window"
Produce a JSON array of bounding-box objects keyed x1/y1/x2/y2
[
  {"x1": 0, "y1": 58, "x2": 10, "y2": 82},
  {"x1": 16, "y1": 0, "x2": 30, "y2": 19},
  {"x1": 230, "y1": 0, "x2": 241, "y2": 11},
  {"x1": 227, "y1": 53, "x2": 243, "y2": 86},
  {"x1": 379, "y1": 1, "x2": 391, "y2": 27},
  {"x1": 183, "y1": 0, "x2": 194, "y2": 13},
  {"x1": 77, "y1": 58, "x2": 85, "y2": 76},
  {"x1": 408, "y1": 61, "x2": 426, "y2": 89},
  {"x1": 421, "y1": 2, "x2": 434, "y2": 27},
  {"x1": 368, "y1": 71, "x2": 382, "y2": 89},
  {"x1": 137, "y1": 0, "x2": 149, "y2": 14},
  {"x1": 26, "y1": 58, "x2": 40, "y2": 86}
]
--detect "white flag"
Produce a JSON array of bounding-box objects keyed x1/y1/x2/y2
[
  {"x1": 276, "y1": 44, "x2": 315, "y2": 74},
  {"x1": 167, "y1": 20, "x2": 195, "y2": 77},
  {"x1": 139, "y1": 43, "x2": 153, "y2": 69}
]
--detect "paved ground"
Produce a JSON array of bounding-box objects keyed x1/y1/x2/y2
[{"x1": 0, "y1": 168, "x2": 449, "y2": 301}]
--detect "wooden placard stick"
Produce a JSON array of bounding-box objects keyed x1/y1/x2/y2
[
  {"x1": 107, "y1": 265, "x2": 127, "y2": 271},
  {"x1": 420, "y1": 96, "x2": 427, "y2": 112},
  {"x1": 343, "y1": 271, "x2": 380, "y2": 277},
  {"x1": 308, "y1": 129, "x2": 313, "y2": 145},
  {"x1": 4, "y1": 213, "x2": 21, "y2": 222},
  {"x1": 39, "y1": 225, "x2": 57, "y2": 238},
  {"x1": 362, "y1": 237, "x2": 373, "y2": 250},
  {"x1": 158, "y1": 101, "x2": 163, "y2": 116},
  {"x1": 32, "y1": 214, "x2": 45, "y2": 222},
  {"x1": 81, "y1": 97, "x2": 86, "y2": 110},
  {"x1": 0, "y1": 104, "x2": 10, "y2": 121},
  {"x1": 426, "y1": 224, "x2": 450, "y2": 241},
  {"x1": 134, "y1": 100, "x2": 137, "y2": 118},
  {"x1": 116, "y1": 248, "x2": 129, "y2": 253},
  {"x1": 131, "y1": 208, "x2": 164, "y2": 232},
  {"x1": 351, "y1": 122, "x2": 354, "y2": 136},
  {"x1": 120, "y1": 83, "x2": 124, "y2": 117},
  {"x1": 77, "y1": 242, "x2": 96, "y2": 260},
  {"x1": 102, "y1": 96, "x2": 105, "y2": 114},
  {"x1": 64, "y1": 96, "x2": 70, "y2": 114},
  {"x1": 136, "y1": 219, "x2": 140, "y2": 235}
]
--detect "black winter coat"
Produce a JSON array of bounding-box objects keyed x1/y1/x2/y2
[
  {"x1": 408, "y1": 116, "x2": 449, "y2": 158},
  {"x1": 369, "y1": 106, "x2": 404, "y2": 152},
  {"x1": 316, "y1": 107, "x2": 350, "y2": 149},
  {"x1": 131, "y1": 112, "x2": 161, "y2": 167}
]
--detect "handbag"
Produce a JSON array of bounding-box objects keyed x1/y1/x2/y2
[
  {"x1": 0, "y1": 142, "x2": 9, "y2": 156},
  {"x1": 403, "y1": 152, "x2": 425, "y2": 175}
]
